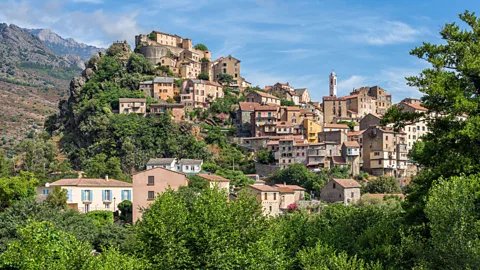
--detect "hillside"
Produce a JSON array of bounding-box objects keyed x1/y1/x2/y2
[
  {"x1": 27, "y1": 28, "x2": 105, "y2": 69},
  {"x1": 0, "y1": 23, "x2": 82, "y2": 150}
]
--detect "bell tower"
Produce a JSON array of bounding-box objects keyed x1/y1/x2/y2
[{"x1": 329, "y1": 71, "x2": 337, "y2": 96}]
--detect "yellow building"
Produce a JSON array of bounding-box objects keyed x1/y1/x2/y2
[{"x1": 303, "y1": 119, "x2": 323, "y2": 143}]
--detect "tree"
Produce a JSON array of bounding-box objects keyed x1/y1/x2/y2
[
  {"x1": 381, "y1": 10, "x2": 480, "y2": 224},
  {"x1": 362, "y1": 176, "x2": 401, "y2": 194},
  {"x1": 337, "y1": 120, "x2": 356, "y2": 130},
  {"x1": 147, "y1": 31, "x2": 157, "y2": 41},
  {"x1": 257, "y1": 150, "x2": 275, "y2": 164},
  {"x1": 194, "y1": 44, "x2": 208, "y2": 51},
  {"x1": 200, "y1": 57, "x2": 209, "y2": 63},
  {"x1": 218, "y1": 73, "x2": 233, "y2": 86},
  {"x1": 86, "y1": 210, "x2": 114, "y2": 227},
  {"x1": 269, "y1": 163, "x2": 320, "y2": 189},
  {"x1": 46, "y1": 186, "x2": 67, "y2": 209},
  {"x1": 197, "y1": 73, "x2": 209, "y2": 80},
  {"x1": 0, "y1": 149, "x2": 11, "y2": 177},
  {"x1": 106, "y1": 44, "x2": 124, "y2": 57},
  {"x1": 117, "y1": 200, "x2": 132, "y2": 223},
  {"x1": 0, "y1": 172, "x2": 38, "y2": 210},
  {"x1": 281, "y1": 100, "x2": 296, "y2": 106},
  {"x1": 424, "y1": 174, "x2": 480, "y2": 269},
  {"x1": 83, "y1": 154, "x2": 125, "y2": 181},
  {"x1": 127, "y1": 53, "x2": 154, "y2": 74}
]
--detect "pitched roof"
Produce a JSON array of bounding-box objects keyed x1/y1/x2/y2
[
  {"x1": 332, "y1": 156, "x2": 347, "y2": 165},
  {"x1": 267, "y1": 141, "x2": 279, "y2": 145},
  {"x1": 254, "y1": 105, "x2": 278, "y2": 111},
  {"x1": 50, "y1": 178, "x2": 132, "y2": 187},
  {"x1": 324, "y1": 123, "x2": 350, "y2": 129},
  {"x1": 343, "y1": 141, "x2": 360, "y2": 148},
  {"x1": 119, "y1": 98, "x2": 146, "y2": 103},
  {"x1": 401, "y1": 102, "x2": 427, "y2": 111},
  {"x1": 204, "y1": 80, "x2": 222, "y2": 87},
  {"x1": 147, "y1": 158, "x2": 176, "y2": 165},
  {"x1": 153, "y1": 77, "x2": 174, "y2": 83},
  {"x1": 238, "y1": 102, "x2": 259, "y2": 111},
  {"x1": 276, "y1": 121, "x2": 293, "y2": 127},
  {"x1": 332, "y1": 178, "x2": 361, "y2": 188},
  {"x1": 132, "y1": 166, "x2": 187, "y2": 176},
  {"x1": 254, "y1": 91, "x2": 280, "y2": 100},
  {"x1": 275, "y1": 186, "x2": 294, "y2": 193},
  {"x1": 179, "y1": 159, "x2": 203, "y2": 165},
  {"x1": 344, "y1": 95, "x2": 359, "y2": 100},
  {"x1": 197, "y1": 174, "x2": 230, "y2": 182},
  {"x1": 295, "y1": 88, "x2": 308, "y2": 95},
  {"x1": 347, "y1": 130, "x2": 365, "y2": 136},
  {"x1": 274, "y1": 184, "x2": 306, "y2": 191},
  {"x1": 248, "y1": 184, "x2": 279, "y2": 192},
  {"x1": 281, "y1": 106, "x2": 300, "y2": 111}
]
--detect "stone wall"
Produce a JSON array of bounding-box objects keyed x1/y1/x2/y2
[{"x1": 255, "y1": 163, "x2": 280, "y2": 177}]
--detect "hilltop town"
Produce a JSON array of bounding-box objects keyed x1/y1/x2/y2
[{"x1": 1, "y1": 8, "x2": 480, "y2": 269}]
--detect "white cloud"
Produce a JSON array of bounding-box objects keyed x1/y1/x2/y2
[
  {"x1": 71, "y1": 0, "x2": 103, "y2": 4},
  {"x1": 350, "y1": 21, "x2": 423, "y2": 45},
  {"x1": 338, "y1": 75, "x2": 367, "y2": 95}
]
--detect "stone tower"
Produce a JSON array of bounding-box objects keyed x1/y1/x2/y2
[{"x1": 329, "y1": 71, "x2": 337, "y2": 96}]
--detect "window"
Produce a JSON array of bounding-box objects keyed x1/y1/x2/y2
[
  {"x1": 297, "y1": 152, "x2": 299, "y2": 156},
  {"x1": 339, "y1": 193, "x2": 342, "y2": 198},
  {"x1": 104, "y1": 204, "x2": 110, "y2": 209},
  {"x1": 422, "y1": 126, "x2": 425, "y2": 131},
  {"x1": 148, "y1": 176, "x2": 155, "y2": 185},
  {"x1": 84, "y1": 204, "x2": 90, "y2": 213},
  {"x1": 146, "y1": 191, "x2": 156, "y2": 200},
  {"x1": 103, "y1": 190, "x2": 112, "y2": 201},
  {"x1": 413, "y1": 135, "x2": 416, "y2": 139},
  {"x1": 42, "y1": 189, "x2": 49, "y2": 195},
  {"x1": 121, "y1": 190, "x2": 132, "y2": 201},
  {"x1": 257, "y1": 112, "x2": 261, "y2": 117},
  {"x1": 264, "y1": 193, "x2": 267, "y2": 200},
  {"x1": 82, "y1": 190, "x2": 92, "y2": 201},
  {"x1": 269, "y1": 206, "x2": 272, "y2": 212},
  {"x1": 351, "y1": 192, "x2": 354, "y2": 198},
  {"x1": 67, "y1": 190, "x2": 72, "y2": 202},
  {"x1": 378, "y1": 160, "x2": 382, "y2": 164},
  {"x1": 186, "y1": 166, "x2": 189, "y2": 170},
  {"x1": 386, "y1": 136, "x2": 388, "y2": 140},
  {"x1": 333, "y1": 183, "x2": 336, "y2": 189},
  {"x1": 273, "y1": 193, "x2": 277, "y2": 200}
]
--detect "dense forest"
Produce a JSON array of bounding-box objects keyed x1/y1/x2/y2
[{"x1": 0, "y1": 11, "x2": 480, "y2": 269}]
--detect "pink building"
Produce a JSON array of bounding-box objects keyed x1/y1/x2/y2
[{"x1": 132, "y1": 167, "x2": 188, "y2": 222}]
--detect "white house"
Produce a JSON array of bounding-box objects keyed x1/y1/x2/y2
[
  {"x1": 146, "y1": 158, "x2": 203, "y2": 175},
  {"x1": 37, "y1": 176, "x2": 132, "y2": 213}
]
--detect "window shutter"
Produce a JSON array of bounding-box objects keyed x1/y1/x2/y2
[
  {"x1": 128, "y1": 190, "x2": 132, "y2": 201},
  {"x1": 121, "y1": 190, "x2": 124, "y2": 201},
  {"x1": 102, "y1": 190, "x2": 105, "y2": 201},
  {"x1": 67, "y1": 190, "x2": 72, "y2": 202},
  {"x1": 110, "y1": 190, "x2": 113, "y2": 201},
  {"x1": 90, "y1": 190, "x2": 93, "y2": 201},
  {"x1": 81, "y1": 190, "x2": 85, "y2": 201}
]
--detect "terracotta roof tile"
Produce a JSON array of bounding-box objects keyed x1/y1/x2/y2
[
  {"x1": 254, "y1": 105, "x2": 278, "y2": 111},
  {"x1": 50, "y1": 178, "x2": 132, "y2": 187},
  {"x1": 248, "y1": 184, "x2": 279, "y2": 192},
  {"x1": 343, "y1": 141, "x2": 360, "y2": 148},
  {"x1": 347, "y1": 130, "x2": 365, "y2": 136},
  {"x1": 324, "y1": 123, "x2": 350, "y2": 129},
  {"x1": 253, "y1": 91, "x2": 280, "y2": 100},
  {"x1": 332, "y1": 178, "x2": 361, "y2": 188},
  {"x1": 274, "y1": 184, "x2": 306, "y2": 191},
  {"x1": 238, "y1": 102, "x2": 259, "y2": 111},
  {"x1": 332, "y1": 156, "x2": 347, "y2": 164},
  {"x1": 197, "y1": 174, "x2": 230, "y2": 182},
  {"x1": 119, "y1": 98, "x2": 146, "y2": 103}
]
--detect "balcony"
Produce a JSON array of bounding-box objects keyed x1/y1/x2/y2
[
  {"x1": 396, "y1": 144, "x2": 408, "y2": 153},
  {"x1": 346, "y1": 148, "x2": 359, "y2": 156},
  {"x1": 370, "y1": 151, "x2": 395, "y2": 160},
  {"x1": 370, "y1": 161, "x2": 396, "y2": 169}
]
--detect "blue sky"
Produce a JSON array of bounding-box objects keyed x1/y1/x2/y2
[{"x1": 0, "y1": 0, "x2": 477, "y2": 102}]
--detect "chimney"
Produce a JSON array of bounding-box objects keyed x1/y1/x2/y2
[
  {"x1": 78, "y1": 171, "x2": 83, "y2": 179},
  {"x1": 105, "y1": 175, "x2": 109, "y2": 181}
]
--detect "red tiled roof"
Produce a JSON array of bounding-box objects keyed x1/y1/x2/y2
[
  {"x1": 248, "y1": 184, "x2": 279, "y2": 192},
  {"x1": 401, "y1": 102, "x2": 427, "y2": 111},
  {"x1": 50, "y1": 178, "x2": 132, "y2": 187},
  {"x1": 332, "y1": 156, "x2": 347, "y2": 165},
  {"x1": 239, "y1": 102, "x2": 259, "y2": 111},
  {"x1": 333, "y1": 178, "x2": 361, "y2": 188},
  {"x1": 254, "y1": 105, "x2": 278, "y2": 111},
  {"x1": 274, "y1": 184, "x2": 306, "y2": 191},
  {"x1": 132, "y1": 166, "x2": 187, "y2": 177},
  {"x1": 347, "y1": 130, "x2": 365, "y2": 136},
  {"x1": 324, "y1": 123, "x2": 350, "y2": 129},
  {"x1": 343, "y1": 141, "x2": 360, "y2": 148},
  {"x1": 267, "y1": 141, "x2": 279, "y2": 145},
  {"x1": 281, "y1": 106, "x2": 300, "y2": 111},
  {"x1": 197, "y1": 174, "x2": 230, "y2": 182},
  {"x1": 204, "y1": 80, "x2": 222, "y2": 87},
  {"x1": 344, "y1": 95, "x2": 359, "y2": 100},
  {"x1": 119, "y1": 98, "x2": 146, "y2": 103},
  {"x1": 254, "y1": 91, "x2": 279, "y2": 100}
]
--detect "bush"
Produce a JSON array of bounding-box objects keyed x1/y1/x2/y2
[
  {"x1": 194, "y1": 44, "x2": 208, "y2": 51},
  {"x1": 86, "y1": 211, "x2": 114, "y2": 227},
  {"x1": 117, "y1": 200, "x2": 132, "y2": 223},
  {"x1": 198, "y1": 73, "x2": 209, "y2": 80}
]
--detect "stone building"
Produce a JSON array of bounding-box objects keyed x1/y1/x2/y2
[
  {"x1": 248, "y1": 185, "x2": 281, "y2": 216},
  {"x1": 351, "y1": 86, "x2": 392, "y2": 115},
  {"x1": 149, "y1": 102, "x2": 185, "y2": 121},
  {"x1": 245, "y1": 91, "x2": 281, "y2": 106},
  {"x1": 320, "y1": 178, "x2": 361, "y2": 205},
  {"x1": 211, "y1": 55, "x2": 250, "y2": 90},
  {"x1": 119, "y1": 98, "x2": 146, "y2": 114}
]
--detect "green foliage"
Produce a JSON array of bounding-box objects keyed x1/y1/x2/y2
[
  {"x1": 257, "y1": 149, "x2": 275, "y2": 164},
  {"x1": 424, "y1": 174, "x2": 480, "y2": 269},
  {"x1": 201, "y1": 162, "x2": 218, "y2": 172},
  {"x1": 281, "y1": 99, "x2": 296, "y2": 106},
  {"x1": 194, "y1": 43, "x2": 208, "y2": 51},
  {"x1": 19, "y1": 62, "x2": 81, "y2": 80},
  {"x1": 0, "y1": 149, "x2": 12, "y2": 177},
  {"x1": 106, "y1": 44, "x2": 125, "y2": 57},
  {"x1": 45, "y1": 186, "x2": 67, "y2": 209},
  {"x1": 0, "y1": 172, "x2": 38, "y2": 210},
  {"x1": 86, "y1": 210, "x2": 114, "y2": 227},
  {"x1": 356, "y1": 171, "x2": 370, "y2": 181},
  {"x1": 117, "y1": 200, "x2": 132, "y2": 223},
  {"x1": 136, "y1": 188, "x2": 286, "y2": 269},
  {"x1": 201, "y1": 57, "x2": 210, "y2": 63},
  {"x1": 337, "y1": 120, "x2": 356, "y2": 130},
  {"x1": 147, "y1": 31, "x2": 157, "y2": 41},
  {"x1": 215, "y1": 168, "x2": 254, "y2": 188},
  {"x1": 83, "y1": 153, "x2": 125, "y2": 181},
  {"x1": 362, "y1": 176, "x2": 401, "y2": 194},
  {"x1": 218, "y1": 73, "x2": 233, "y2": 86},
  {"x1": 197, "y1": 72, "x2": 209, "y2": 80},
  {"x1": 156, "y1": 64, "x2": 174, "y2": 76},
  {"x1": 127, "y1": 53, "x2": 154, "y2": 75},
  {"x1": 188, "y1": 175, "x2": 209, "y2": 191},
  {"x1": 298, "y1": 243, "x2": 382, "y2": 270}
]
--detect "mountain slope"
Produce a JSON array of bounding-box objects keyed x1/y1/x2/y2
[
  {"x1": 0, "y1": 23, "x2": 82, "y2": 149},
  {"x1": 28, "y1": 28, "x2": 104, "y2": 69}
]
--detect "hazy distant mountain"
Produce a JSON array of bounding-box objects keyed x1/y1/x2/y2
[
  {"x1": 0, "y1": 23, "x2": 81, "y2": 147},
  {"x1": 27, "y1": 28, "x2": 105, "y2": 69}
]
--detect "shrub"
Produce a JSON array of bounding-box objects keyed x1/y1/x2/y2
[{"x1": 86, "y1": 210, "x2": 114, "y2": 227}]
